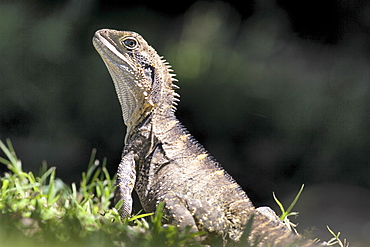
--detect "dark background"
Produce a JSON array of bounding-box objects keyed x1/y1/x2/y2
[{"x1": 1, "y1": 0, "x2": 370, "y2": 246}]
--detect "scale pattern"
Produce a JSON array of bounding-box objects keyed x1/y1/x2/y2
[{"x1": 93, "y1": 29, "x2": 321, "y2": 246}]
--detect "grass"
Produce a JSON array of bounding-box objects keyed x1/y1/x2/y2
[
  {"x1": 0, "y1": 139, "x2": 202, "y2": 247},
  {"x1": 273, "y1": 184, "x2": 305, "y2": 234},
  {"x1": 0, "y1": 139, "x2": 348, "y2": 246}
]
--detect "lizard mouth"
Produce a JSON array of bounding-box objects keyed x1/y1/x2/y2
[{"x1": 93, "y1": 30, "x2": 134, "y2": 67}]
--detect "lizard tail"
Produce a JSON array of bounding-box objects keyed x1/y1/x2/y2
[{"x1": 248, "y1": 207, "x2": 321, "y2": 247}]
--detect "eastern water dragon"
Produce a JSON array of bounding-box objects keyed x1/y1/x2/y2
[{"x1": 92, "y1": 29, "x2": 321, "y2": 247}]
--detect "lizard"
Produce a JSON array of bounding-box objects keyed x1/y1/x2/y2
[{"x1": 92, "y1": 29, "x2": 321, "y2": 246}]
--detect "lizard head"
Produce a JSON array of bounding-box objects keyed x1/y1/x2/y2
[{"x1": 93, "y1": 29, "x2": 178, "y2": 128}]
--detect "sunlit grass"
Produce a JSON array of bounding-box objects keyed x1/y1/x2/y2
[
  {"x1": 0, "y1": 139, "x2": 348, "y2": 246},
  {"x1": 0, "y1": 139, "x2": 202, "y2": 247}
]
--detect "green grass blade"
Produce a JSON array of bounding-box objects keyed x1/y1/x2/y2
[
  {"x1": 273, "y1": 192, "x2": 286, "y2": 219},
  {"x1": 274, "y1": 184, "x2": 304, "y2": 221},
  {"x1": 0, "y1": 139, "x2": 18, "y2": 170},
  {"x1": 285, "y1": 184, "x2": 304, "y2": 217}
]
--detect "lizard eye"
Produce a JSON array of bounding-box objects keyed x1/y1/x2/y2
[{"x1": 122, "y1": 37, "x2": 138, "y2": 49}]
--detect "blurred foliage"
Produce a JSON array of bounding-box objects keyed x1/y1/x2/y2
[
  {"x1": 0, "y1": 0, "x2": 368, "y2": 187},
  {"x1": 0, "y1": 0, "x2": 370, "y2": 245},
  {"x1": 1, "y1": 0, "x2": 370, "y2": 197}
]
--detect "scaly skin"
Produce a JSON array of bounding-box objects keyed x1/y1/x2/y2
[{"x1": 92, "y1": 29, "x2": 320, "y2": 246}]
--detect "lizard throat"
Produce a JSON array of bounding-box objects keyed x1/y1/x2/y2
[{"x1": 93, "y1": 32, "x2": 153, "y2": 127}]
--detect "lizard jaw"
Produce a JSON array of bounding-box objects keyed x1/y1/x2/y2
[
  {"x1": 93, "y1": 30, "x2": 135, "y2": 68},
  {"x1": 93, "y1": 30, "x2": 146, "y2": 127}
]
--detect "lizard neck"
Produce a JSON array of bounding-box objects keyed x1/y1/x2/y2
[{"x1": 124, "y1": 92, "x2": 178, "y2": 144}]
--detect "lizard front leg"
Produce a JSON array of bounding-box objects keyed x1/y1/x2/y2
[{"x1": 115, "y1": 150, "x2": 136, "y2": 218}]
